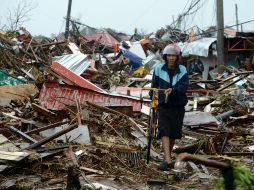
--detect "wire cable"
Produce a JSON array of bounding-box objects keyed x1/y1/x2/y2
[{"x1": 122, "y1": 0, "x2": 158, "y2": 32}]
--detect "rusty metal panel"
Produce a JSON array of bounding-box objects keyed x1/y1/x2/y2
[{"x1": 39, "y1": 81, "x2": 150, "y2": 112}]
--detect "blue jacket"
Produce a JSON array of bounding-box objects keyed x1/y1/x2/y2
[{"x1": 151, "y1": 63, "x2": 189, "y2": 107}]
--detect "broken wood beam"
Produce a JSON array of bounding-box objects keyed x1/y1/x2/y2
[
  {"x1": 190, "y1": 128, "x2": 219, "y2": 136},
  {"x1": 67, "y1": 146, "x2": 94, "y2": 188},
  {"x1": 24, "y1": 123, "x2": 78, "y2": 150},
  {"x1": 20, "y1": 68, "x2": 36, "y2": 81},
  {"x1": 48, "y1": 178, "x2": 65, "y2": 185},
  {"x1": 235, "y1": 71, "x2": 254, "y2": 75},
  {"x1": 173, "y1": 143, "x2": 200, "y2": 154},
  {"x1": 2, "y1": 112, "x2": 36, "y2": 125},
  {"x1": 25, "y1": 121, "x2": 69, "y2": 135},
  {"x1": 178, "y1": 153, "x2": 230, "y2": 170},
  {"x1": 5, "y1": 125, "x2": 37, "y2": 144},
  {"x1": 147, "y1": 179, "x2": 166, "y2": 186},
  {"x1": 36, "y1": 145, "x2": 70, "y2": 153},
  {"x1": 177, "y1": 153, "x2": 234, "y2": 190},
  {"x1": 19, "y1": 47, "x2": 46, "y2": 64},
  {"x1": 80, "y1": 166, "x2": 104, "y2": 175},
  {"x1": 218, "y1": 75, "x2": 239, "y2": 84},
  {"x1": 33, "y1": 40, "x2": 67, "y2": 48},
  {"x1": 65, "y1": 146, "x2": 79, "y2": 167},
  {"x1": 65, "y1": 146, "x2": 85, "y2": 190},
  {"x1": 87, "y1": 101, "x2": 146, "y2": 136},
  {"x1": 183, "y1": 129, "x2": 210, "y2": 138},
  {"x1": 190, "y1": 80, "x2": 218, "y2": 84},
  {"x1": 31, "y1": 103, "x2": 57, "y2": 117},
  {"x1": 34, "y1": 150, "x2": 64, "y2": 162},
  {"x1": 220, "y1": 65, "x2": 253, "y2": 75},
  {"x1": 128, "y1": 117, "x2": 146, "y2": 136},
  {"x1": 187, "y1": 89, "x2": 222, "y2": 94},
  {"x1": 85, "y1": 68, "x2": 110, "y2": 75},
  {"x1": 66, "y1": 165, "x2": 81, "y2": 190},
  {"x1": 220, "y1": 133, "x2": 230, "y2": 154},
  {"x1": 87, "y1": 101, "x2": 126, "y2": 116},
  {"x1": 217, "y1": 74, "x2": 249, "y2": 92}
]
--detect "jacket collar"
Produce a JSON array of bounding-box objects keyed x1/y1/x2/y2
[{"x1": 162, "y1": 62, "x2": 180, "y2": 74}]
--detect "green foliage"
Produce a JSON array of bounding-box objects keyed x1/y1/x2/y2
[{"x1": 213, "y1": 162, "x2": 254, "y2": 190}]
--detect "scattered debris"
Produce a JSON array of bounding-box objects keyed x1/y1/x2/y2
[{"x1": 1, "y1": 25, "x2": 254, "y2": 189}]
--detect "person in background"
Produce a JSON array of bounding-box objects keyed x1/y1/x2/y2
[{"x1": 189, "y1": 57, "x2": 204, "y2": 75}]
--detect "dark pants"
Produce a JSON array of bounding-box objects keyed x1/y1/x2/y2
[{"x1": 157, "y1": 106, "x2": 185, "y2": 139}]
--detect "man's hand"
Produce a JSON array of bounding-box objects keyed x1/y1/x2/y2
[
  {"x1": 164, "y1": 88, "x2": 172, "y2": 96},
  {"x1": 164, "y1": 88, "x2": 172, "y2": 103}
]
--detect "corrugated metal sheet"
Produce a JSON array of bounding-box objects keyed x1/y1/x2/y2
[
  {"x1": 52, "y1": 53, "x2": 90, "y2": 76},
  {"x1": 51, "y1": 62, "x2": 106, "y2": 93},
  {"x1": 39, "y1": 81, "x2": 150, "y2": 111},
  {"x1": 178, "y1": 38, "x2": 216, "y2": 57}
]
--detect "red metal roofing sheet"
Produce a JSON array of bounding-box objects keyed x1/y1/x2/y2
[
  {"x1": 84, "y1": 32, "x2": 118, "y2": 46},
  {"x1": 39, "y1": 81, "x2": 150, "y2": 112},
  {"x1": 51, "y1": 61, "x2": 106, "y2": 93}
]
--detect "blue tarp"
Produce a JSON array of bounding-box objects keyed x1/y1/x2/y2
[{"x1": 116, "y1": 50, "x2": 143, "y2": 70}]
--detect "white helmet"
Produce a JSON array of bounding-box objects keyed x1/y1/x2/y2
[{"x1": 162, "y1": 44, "x2": 180, "y2": 55}]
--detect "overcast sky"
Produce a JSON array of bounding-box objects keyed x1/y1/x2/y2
[{"x1": 0, "y1": 0, "x2": 254, "y2": 37}]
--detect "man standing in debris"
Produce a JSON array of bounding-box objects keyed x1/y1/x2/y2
[{"x1": 151, "y1": 44, "x2": 189, "y2": 170}]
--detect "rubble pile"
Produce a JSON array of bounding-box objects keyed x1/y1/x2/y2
[{"x1": 0, "y1": 25, "x2": 254, "y2": 190}]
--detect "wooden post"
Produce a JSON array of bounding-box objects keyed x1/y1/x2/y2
[
  {"x1": 65, "y1": 0, "x2": 72, "y2": 39},
  {"x1": 216, "y1": 0, "x2": 225, "y2": 71}
]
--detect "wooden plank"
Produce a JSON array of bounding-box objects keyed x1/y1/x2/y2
[
  {"x1": 36, "y1": 150, "x2": 64, "y2": 161},
  {"x1": 20, "y1": 68, "x2": 36, "y2": 81},
  {"x1": 0, "y1": 150, "x2": 29, "y2": 156},
  {"x1": 0, "y1": 154, "x2": 23, "y2": 161},
  {"x1": 0, "y1": 84, "x2": 38, "y2": 100},
  {"x1": 0, "y1": 151, "x2": 29, "y2": 161},
  {"x1": 26, "y1": 120, "x2": 69, "y2": 135},
  {"x1": 31, "y1": 103, "x2": 57, "y2": 117},
  {"x1": 80, "y1": 167, "x2": 104, "y2": 175},
  {"x1": 0, "y1": 155, "x2": 27, "y2": 161}
]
